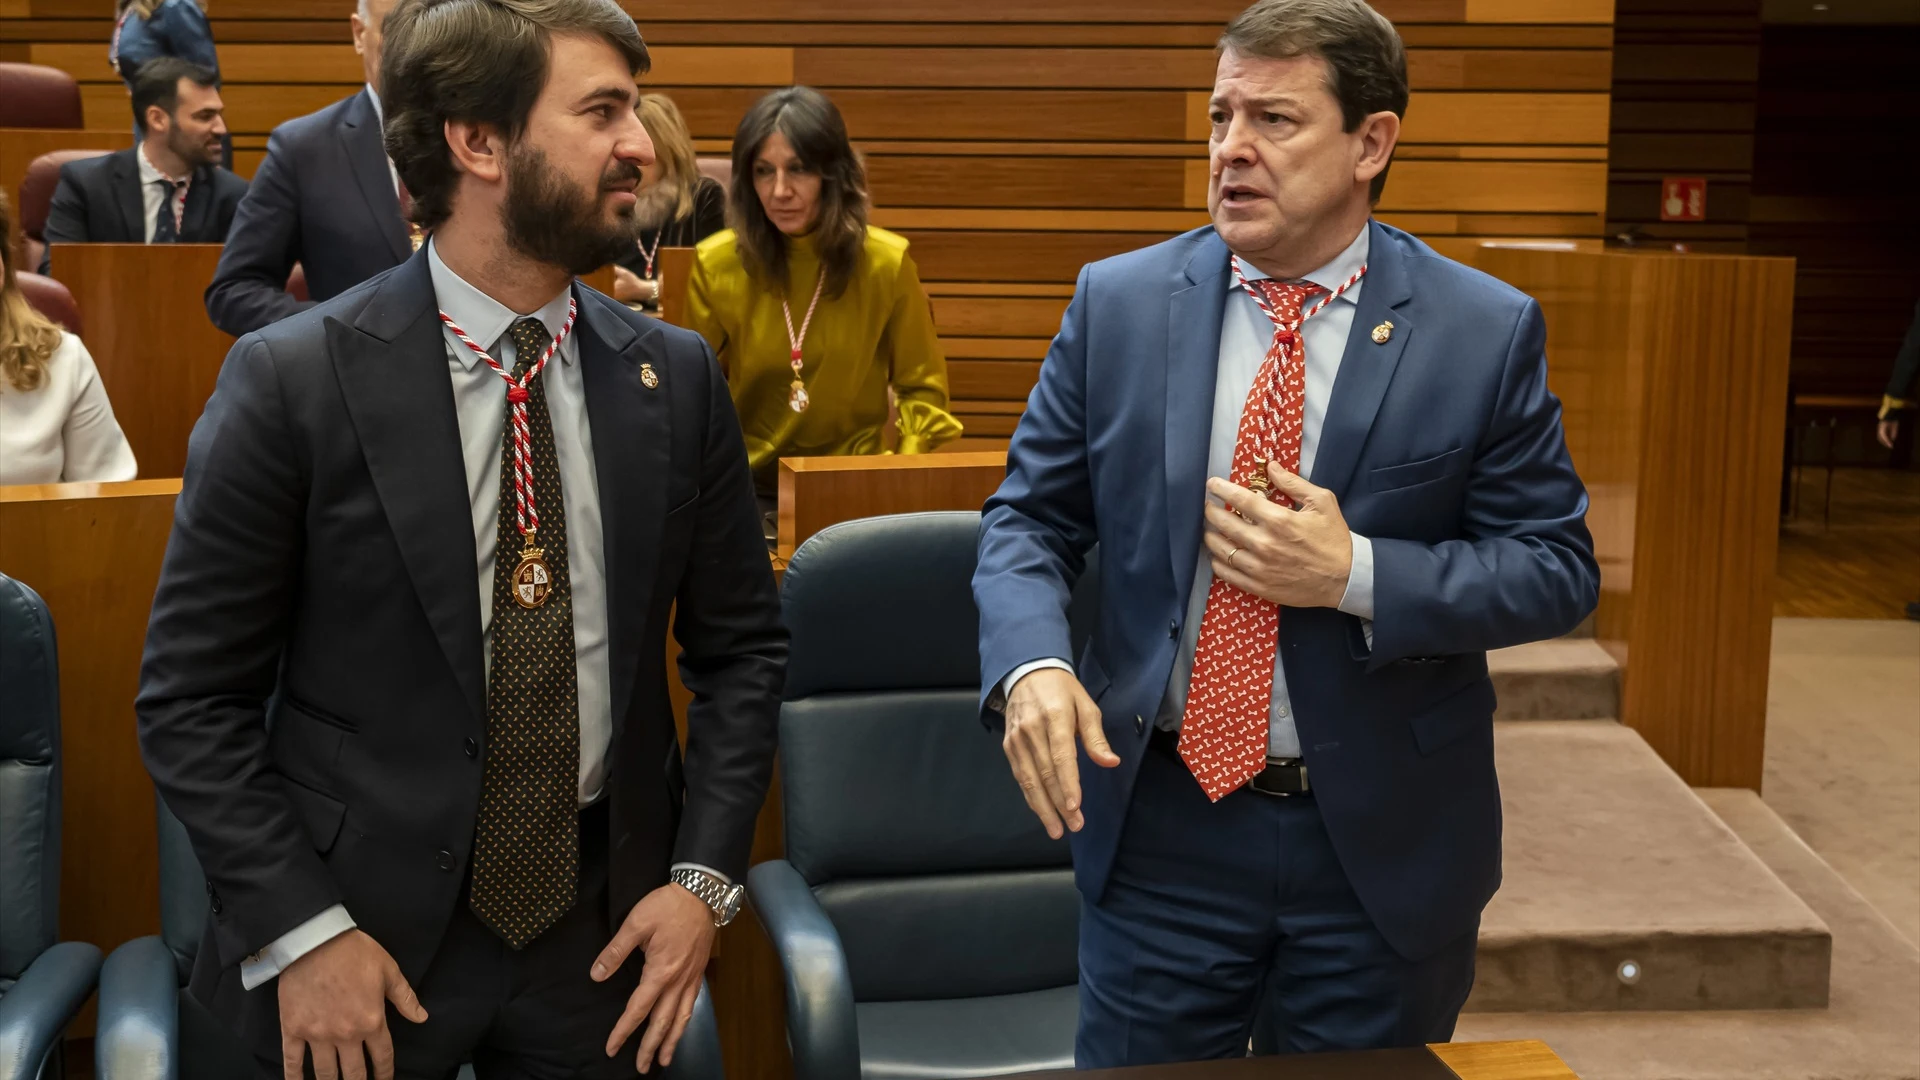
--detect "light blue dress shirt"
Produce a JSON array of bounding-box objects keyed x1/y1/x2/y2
[{"x1": 1004, "y1": 225, "x2": 1377, "y2": 760}]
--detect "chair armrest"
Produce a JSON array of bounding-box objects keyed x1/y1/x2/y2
[
  {"x1": 745, "y1": 860, "x2": 859, "y2": 1080},
  {"x1": 95, "y1": 936, "x2": 181, "y2": 1080},
  {"x1": 0, "y1": 940, "x2": 102, "y2": 1080},
  {"x1": 660, "y1": 977, "x2": 723, "y2": 1080}
]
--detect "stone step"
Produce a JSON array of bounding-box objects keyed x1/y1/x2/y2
[
  {"x1": 1489, "y1": 638, "x2": 1619, "y2": 721},
  {"x1": 1457, "y1": 788, "x2": 1920, "y2": 1079},
  {"x1": 1467, "y1": 723, "x2": 1831, "y2": 1012}
]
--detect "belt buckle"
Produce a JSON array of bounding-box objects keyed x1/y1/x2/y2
[{"x1": 1248, "y1": 758, "x2": 1307, "y2": 798}]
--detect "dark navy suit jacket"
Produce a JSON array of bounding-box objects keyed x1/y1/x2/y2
[
  {"x1": 203, "y1": 88, "x2": 410, "y2": 336},
  {"x1": 973, "y1": 221, "x2": 1598, "y2": 962},
  {"x1": 38, "y1": 147, "x2": 245, "y2": 275}
]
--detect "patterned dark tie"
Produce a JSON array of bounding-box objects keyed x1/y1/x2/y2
[
  {"x1": 152, "y1": 180, "x2": 182, "y2": 243},
  {"x1": 468, "y1": 317, "x2": 581, "y2": 950}
]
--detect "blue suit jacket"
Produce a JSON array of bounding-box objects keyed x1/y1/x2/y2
[
  {"x1": 204, "y1": 88, "x2": 410, "y2": 336},
  {"x1": 973, "y1": 221, "x2": 1598, "y2": 961}
]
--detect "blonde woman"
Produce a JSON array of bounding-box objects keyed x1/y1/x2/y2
[
  {"x1": 612, "y1": 93, "x2": 727, "y2": 308},
  {"x1": 0, "y1": 192, "x2": 136, "y2": 485}
]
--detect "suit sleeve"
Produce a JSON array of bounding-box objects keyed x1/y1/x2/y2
[
  {"x1": 204, "y1": 128, "x2": 311, "y2": 336},
  {"x1": 39, "y1": 171, "x2": 89, "y2": 276},
  {"x1": 155, "y1": 1, "x2": 221, "y2": 75},
  {"x1": 972, "y1": 264, "x2": 1100, "y2": 721},
  {"x1": 1365, "y1": 298, "x2": 1599, "y2": 666},
  {"x1": 1883, "y1": 298, "x2": 1920, "y2": 412},
  {"x1": 136, "y1": 335, "x2": 341, "y2": 967},
  {"x1": 668, "y1": 336, "x2": 787, "y2": 883}
]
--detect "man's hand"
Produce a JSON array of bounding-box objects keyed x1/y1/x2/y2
[
  {"x1": 1003, "y1": 667, "x2": 1121, "y2": 840},
  {"x1": 277, "y1": 929, "x2": 427, "y2": 1080},
  {"x1": 1879, "y1": 419, "x2": 1900, "y2": 450},
  {"x1": 594, "y1": 883, "x2": 716, "y2": 1073},
  {"x1": 611, "y1": 265, "x2": 651, "y2": 304},
  {"x1": 1203, "y1": 461, "x2": 1352, "y2": 609}
]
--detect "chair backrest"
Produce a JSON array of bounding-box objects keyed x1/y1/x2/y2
[
  {"x1": 154, "y1": 796, "x2": 207, "y2": 983},
  {"x1": 695, "y1": 156, "x2": 732, "y2": 191},
  {"x1": 0, "y1": 63, "x2": 84, "y2": 129},
  {"x1": 777, "y1": 512, "x2": 1097, "y2": 1005},
  {"x1": 21, "y1": 149, "x2": 113, "y2": 271},
  {"x1": 17, "y1": 271, "x2": 81, "y2": 335},
  {"x1": 0, "y1": 573, "x2": 62, "y2": 991}
]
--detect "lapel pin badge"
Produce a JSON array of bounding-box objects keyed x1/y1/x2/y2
[
  {"x1": 1371, "y1": 320, "x2": 1394, "y2": 345},
  {"x1": 639, "y1": 362, "x2": 660, "y2": 390}
]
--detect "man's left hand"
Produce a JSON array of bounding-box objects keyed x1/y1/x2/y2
[
  {"x1": 593, "y1": 883, "x2": 717, "y2": 1073},
  {"x1": 1204, "y1": 461, "x2": 1352, "y2": 609}
]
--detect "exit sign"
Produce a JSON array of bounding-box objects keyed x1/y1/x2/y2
[{"x1": 1660, "y1": 177, "x2": 1707, "y2": 222}]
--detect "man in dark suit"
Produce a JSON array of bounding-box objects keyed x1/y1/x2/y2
[
  {"x1": 137, "y1": 1, "x2": 784, "y2": 1076},
  {"x1": 972, "y1": 0, "x2": 1597, "y2": 1065},
  {"x1": 38, "y1": 56, "x2": 244, "y2": 275},
  {"x1": 202, "y1": 0, "x2": 409, "y2": 336}
]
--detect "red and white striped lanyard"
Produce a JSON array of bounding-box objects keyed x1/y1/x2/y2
[
  {"x1": 143, "y1": 145, "x2": 191, "y2": 235},
  {"x1": 438, "y1": 299, "x2": 578, "y2": 544},
  {"x1": 109, "y1": 11, "x2": 129, "y2": 74},
  {"x1": 1228, "y1": 255, "x2": 1366, "y2": 489},
  {"x1": 782, "y1": 269, "x2": 826, "y2": 413},
  {"x1": 638, "y1": 229, "x2": 663, "y2": 279}
]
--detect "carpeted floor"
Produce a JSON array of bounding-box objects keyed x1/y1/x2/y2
[{"x1": 1763, "y1": 617, "x2": 1920, "y2": 946}]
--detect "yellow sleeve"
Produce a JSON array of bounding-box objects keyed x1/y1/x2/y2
[
  {"x1": 883, "y1": 249, "x2": 963, "y2": 454},
  {"x1": 683, "y1": 251, "x2": 729, "y2": 365}
]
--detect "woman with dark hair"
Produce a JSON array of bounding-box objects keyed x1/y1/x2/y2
[
  {"x1": 111, "y1": 0, "x2": 227, "y2": 165},
  {"x1": 686, "y1": 85, "x2": 960, "y2": 508},
  {"x1": 612, "y1": 93, "x2": 727, "y2": 309}
]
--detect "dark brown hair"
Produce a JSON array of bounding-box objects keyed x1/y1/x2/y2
[
  {"x1": 379, "y1": 0, "x2": 650, "y2": 231},
  {"x1": 129, "y1": 56, "x2": 218, "y2": 132},
  {"x1": 728, "y1": 86, "x2": 868, "y2": 300},
  {"x1": 1219, "y1": 0, "x2": 1408, "y2": 202}
]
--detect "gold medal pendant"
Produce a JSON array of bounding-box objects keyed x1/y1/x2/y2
[
  {"x1": 512, "y1": 544, "x2": 553, "y2": 609},
  {"x1": 789, "y1": 377, "x2": 811, "y2": 413}
]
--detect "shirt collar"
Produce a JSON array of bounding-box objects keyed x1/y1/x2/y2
[
  {"x1": 137, "y1": 141, "x2": 188, "y2": 186},
  {"x1": 366, "y1": 84, "x2": 383, "y2": 127},
  {"x1": 1234, "y1": 222, "x2": 1371, "y2": 302},
  {"x1": 427, "y1": 238, "x2": 576, "y2": 372}
]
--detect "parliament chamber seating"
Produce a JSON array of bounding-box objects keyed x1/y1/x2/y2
[
  {"x1": 0, "y1": 64, "x2": 83, "y2": 129},
  {"x1": 19, "y1": 148, "x2": 110, "y2": 273},
  {"x1": 15, "y1": 270, "x2": 80, "y2": 335},
  {"x1": 0, "y1": 573, "x2": 102, "y2": 1080},
  {"x1": 694, "y1": 156, "x2": 731, "y2": 190},
  {"x1": 748, "y1": 512, "x2": 1099, "y2": 1080}
]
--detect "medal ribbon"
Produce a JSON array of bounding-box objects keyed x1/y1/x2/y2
[
  {"x1": 141, "y1": 143, "x2": 192, "y2": 235},
  {"x1": 1227, "y1": 256, "x2": 1366, "y2": 489},
  {"x1": 783, "y1": 269, "x2": 827, "y2": 381},
  {"x1": 639, "y1": 229, "x2": 663, "y2": 279},
  {"x1": 439, "y1": 298, "x2": 578, "y2": 541}
]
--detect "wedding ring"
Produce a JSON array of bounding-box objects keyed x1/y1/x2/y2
[{"x1": 1227, "y1": 546, "x2": 1240, "y2": 567}]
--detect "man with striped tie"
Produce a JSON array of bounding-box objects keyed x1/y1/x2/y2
[{"x1": 973, "y1": 0, "x2": 1597, "y2": 1065}]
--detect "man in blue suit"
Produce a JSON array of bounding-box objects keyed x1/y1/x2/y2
[
  {"x1": 202, "y1": 0, "x2": 408, "y2": 336},
  {"x1": 973, "y1": 0, "x2": 1598, "y2": 1065}
]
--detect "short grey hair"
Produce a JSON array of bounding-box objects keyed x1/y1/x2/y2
[{"x1": 1219, "y1": 0, "x2": 1408, "y2": 201}]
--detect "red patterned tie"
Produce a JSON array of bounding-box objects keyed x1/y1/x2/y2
[{"x1": 1179, "y1": 271, "x2": 1325, "y2": 801}]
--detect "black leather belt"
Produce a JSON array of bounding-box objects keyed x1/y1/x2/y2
[{"x1": 1149, "y1": 725, "x2": 1312, "y2": 798}]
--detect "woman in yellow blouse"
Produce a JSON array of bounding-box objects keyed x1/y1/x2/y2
[{"x1": 685, "y1": 86, "x2": 960, "y2": 501}]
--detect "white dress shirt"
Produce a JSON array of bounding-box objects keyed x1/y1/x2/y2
[
  {"x1": 1004, "y1": 225, "x2": 1377, "y2": 759},
  {"x1": 135, "y1": 142, "x2": 189, "y2": 245},
  {"x1": 0, "y1": 331, "x2": 137, "y2": 485}
]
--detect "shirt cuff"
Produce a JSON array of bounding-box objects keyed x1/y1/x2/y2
[
  {"x1": 990, "y1": 658, "x2": 1075, "y2": 713},
  {"x1": 672, "y1": 862, "x2": 731, "y2": 887},
  {"x1": 1337, "y1": 532, "x2": 1375, "y2": 648},
  {"x1": 239, "y1": 904, "x2": 356, "y2": 991}
]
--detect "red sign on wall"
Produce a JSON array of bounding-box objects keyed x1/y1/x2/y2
[{"x1": 1660, "y1": 177, "x2": 1707, "y2": 222}]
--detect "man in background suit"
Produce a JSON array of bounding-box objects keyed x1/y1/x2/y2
[
  {"x1": 973, "y1": 0, "x2": 1597, "y2": 1065},
  {"x1": 203, "y1": 0, "x2": 409, "y2": 336},
  {"x1": 139, "y1": 0, "x2": 785, "y2": 1075},
  {"x1": 39, "y1": 56, "x2": 243, "y2": 275}
]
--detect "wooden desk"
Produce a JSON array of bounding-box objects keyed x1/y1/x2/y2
[
  {"x1": 657, "y1": 245, "x2": 695, "y2": 329},
  {"x1": 0, "y1": 480, "x2": 181, "y2": 1034},
  {"x1": 1, "y1": 127, "x2": 132, "y2": 208},
  {"x1": 1021, "y1": 1041, "x2": 1577, "y2": 1080},
  {"x1": 51, "y1": 243, "x2": 233, "y2": 480},
  {"x1": 775, "y1": 450, "x2": 1008, "y2": 557},
  {"x1": 1478, "y1": 245, "x2": 1795, "y2": 789}
]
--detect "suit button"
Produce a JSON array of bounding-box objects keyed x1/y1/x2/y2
[
  {"x1": 436, "y1": 850, "x2": 455, "y2": 871},
  {"x1": 1169, "y1": 621, "x2": 1179, "y2": 640},
  {"x1": 463, "y1": 737, "x2": 478, "y2": 759},
  {"x1": 1134, "y1": 715, "x2": 1146, "y2": 734},
  {"x1": 208, "y1": 892, "x2": 222, "y2": 915}
]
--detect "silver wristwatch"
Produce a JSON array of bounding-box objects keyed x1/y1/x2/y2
[{"x1": 671, "y1": 867, "x2": 745, "y2": 927}]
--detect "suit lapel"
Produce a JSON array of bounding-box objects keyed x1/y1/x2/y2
[
  {"x1": 341, "y1": 89, "x2": 411, "y2": 263},
  {"x1": 576, "y1": 290, "x2": 666, "y2": 739},
  {"x1": 1311, "y1": 220, "x2": 1414, "y2": 500},
  {"x1": 112, "y1": 149, "x2": 145, "y2": 242},
  {"x1": 328, "y1": 251, "x2": 487, "y2": 726},
  {"x1": 1165, "y1": 231, "x2": 1230, "y2": 599},
  {"x1": 178, "y1": 165, "x2": 215, "y2": 241}
]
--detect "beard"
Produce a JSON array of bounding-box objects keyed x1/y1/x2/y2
[
  {"x1": 500, "y1": 142, "x2": 644, "y2": 276},
  {"x1": 165, "y1": 123, "x2": 219, "y2": 171}
]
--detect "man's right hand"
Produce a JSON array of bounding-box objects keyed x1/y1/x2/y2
[
  {"x1": 1002, "y1": 668, "x2": 1122, "y2": 840},
  {"x1": 277, "y1": 929, "x2": 427, "y2": 1080}
]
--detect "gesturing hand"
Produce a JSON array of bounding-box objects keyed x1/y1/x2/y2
[
  {"x1": 594, "y1": 882, "x2": 717, "y2": 1073},
  {"x1": 1002, "y1": 667, "x2": 1122, "y2": 840},
  {"x1": 1204, "y1": 461, "x2": 1353, "y2": 609},
  {"x1": 277, "y1": 929, "x2": 427, "y2": 1080}
]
